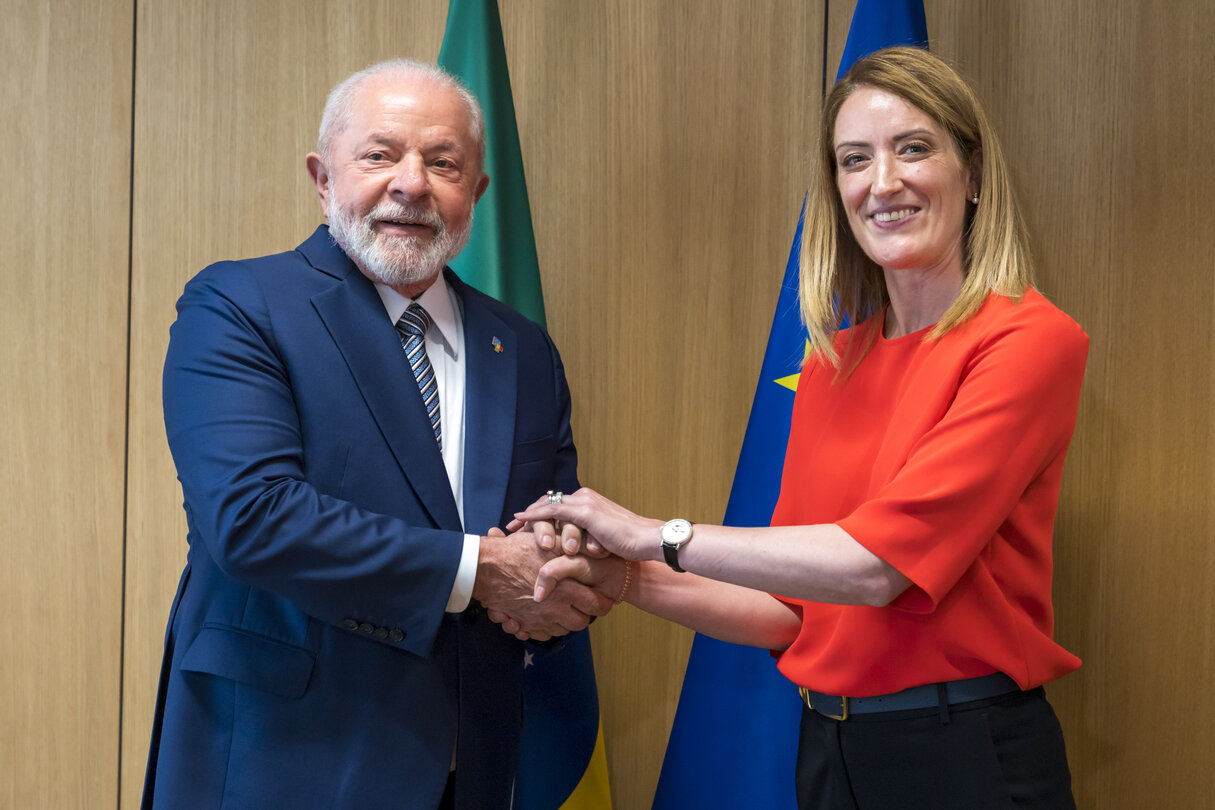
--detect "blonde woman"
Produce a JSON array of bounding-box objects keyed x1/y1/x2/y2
[{"x1": 513, "y1": 47, "x2": 1084, "y2": 810}]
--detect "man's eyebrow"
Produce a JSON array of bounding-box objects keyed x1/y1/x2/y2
[
  {"x1": 363, "y1": 132, "x2": 399, "y2": 145},
  {"x1": 362, "y1": 134, "x2": 465, "y2": 150},
  {"x1": 422, "y1": 140, "x2": 466, "y2": 154}
]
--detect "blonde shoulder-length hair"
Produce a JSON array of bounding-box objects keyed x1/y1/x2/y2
[{"x1": 800, "y1": 46, "x2": 1034, "y2": 369}]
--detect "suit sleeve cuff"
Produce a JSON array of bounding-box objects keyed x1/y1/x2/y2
[{"x1": 445, "y1": 533, "x2": 481, "y2": 613}]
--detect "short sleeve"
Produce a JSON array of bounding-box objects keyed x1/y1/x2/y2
[{"x1": 837, "y1": 300, "x2": 1088, "y2": 612}]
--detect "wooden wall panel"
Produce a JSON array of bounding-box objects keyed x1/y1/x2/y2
[
  {"x1": 925, "y1": 2, "x2": 1215, "y2": 807},
  {"x1": 120, "y1": 2, "x2": 448, "y2": 807},
  {"x1": 0, "y1": 0, "x2": 133, "y2": 806}
]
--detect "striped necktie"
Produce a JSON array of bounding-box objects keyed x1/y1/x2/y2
[{"x1": 394, "y1": 303, "x2": 442, "y2": 448}]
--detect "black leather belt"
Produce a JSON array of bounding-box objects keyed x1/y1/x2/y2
[{"x1": 799, "y1": 672, "x2": 1021, "y2": 721}]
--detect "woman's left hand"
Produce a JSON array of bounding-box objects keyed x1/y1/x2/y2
[
  {"x1": 524, "y1": 516, "x2": 594, "y2": 557},
  {"x1": 509, "y1": 487, "x2": 663, "y2": 562}
]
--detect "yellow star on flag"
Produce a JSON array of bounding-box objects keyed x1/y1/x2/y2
[{"x1": 774, "y1": 340, "x2": 811, "y2": 392}]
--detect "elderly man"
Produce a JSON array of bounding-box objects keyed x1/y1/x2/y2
[{"x1": 141, "y1": 59, "x2": 617, "y2": 810}]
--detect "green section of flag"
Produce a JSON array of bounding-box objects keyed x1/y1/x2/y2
[{"x1": 438, "y1": 0, "x2": 546, "y2": 328}]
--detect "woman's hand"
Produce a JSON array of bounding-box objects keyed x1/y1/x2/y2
[
  {"x1": 524, "y1": 516, "x2": 606, "y2": 557},
  {"x1": 509, "y1": 487, "x2": 663, "y2": 562},
  {"x1": 505, "y1": 490, "x2": 609, "y2": 556}
]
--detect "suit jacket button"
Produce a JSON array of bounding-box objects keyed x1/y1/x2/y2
[
  {"x1": 359, "y1": 622, "x2": 375, "y2": 635},
  {"x1": 389, "y1": 629, "x2": 405, "y2": 643},
  {"x1": 466, "y1": 604, "x2": 483, "y2": 620},
  {"x1": 343, "y1": 619, "x2": 359, "y2": 631},
  {"x1": 373, "y1": 627, "x2": 388, "y2": 640}
]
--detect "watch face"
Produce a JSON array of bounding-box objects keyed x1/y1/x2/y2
[{"x1": 662, "y1": 518, "x2": 693, "y2": 546}]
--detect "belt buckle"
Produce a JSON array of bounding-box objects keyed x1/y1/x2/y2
[
  {"x1": 799, "y1": 687, "x2": 849, "y2": 721},
  {"x1": 824, "y1": 696, "x2": 849, "y2": 721}
]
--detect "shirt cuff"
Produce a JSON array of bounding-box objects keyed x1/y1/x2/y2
[{"x1": 446, "y1": 533, "x2": 481, "y2": 613}]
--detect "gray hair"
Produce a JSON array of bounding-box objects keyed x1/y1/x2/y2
[{"x1": 316, "y1": 58, "x2": 485, "y2": 168}]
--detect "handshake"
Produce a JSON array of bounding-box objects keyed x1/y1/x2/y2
[{"x1": 471, "y1": 487, "x2": 659, "y2": 642}]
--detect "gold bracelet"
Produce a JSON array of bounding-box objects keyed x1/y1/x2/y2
[{"x1": 615, "y1": 560, "x2": 634, "y2": 605}]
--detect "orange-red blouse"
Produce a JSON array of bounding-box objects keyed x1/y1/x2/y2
[{"x1": 772, "y1": 289, "x2": 1087, "y2": 696}]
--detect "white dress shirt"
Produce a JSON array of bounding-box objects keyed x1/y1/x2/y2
[{"x1": 373, "y1": 274, "x2": 480, "y2": 613}]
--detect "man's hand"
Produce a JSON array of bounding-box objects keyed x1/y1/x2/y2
[
  {"x1": 473, "y1": 529, "x2": 616, "y2": 641},
  {"x1": 486, "y1": 552, "x2": 629, "y2": 640}
]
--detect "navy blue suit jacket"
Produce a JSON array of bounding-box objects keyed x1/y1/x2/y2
[{"x1": 142, "y1": 226, "x2": 578, "y2": 809}]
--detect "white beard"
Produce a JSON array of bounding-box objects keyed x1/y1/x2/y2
[{"x1": 326, "y1": 190, "x2": 473, "y2": 288}]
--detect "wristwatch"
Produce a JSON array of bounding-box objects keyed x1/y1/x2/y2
[{"x1": 660, "y1": 518, "x2": 694, "y2": 573}]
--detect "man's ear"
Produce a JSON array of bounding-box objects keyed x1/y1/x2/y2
[
  {"x1": 305, "y1": 152, "x2": 330, "y2": 211},
  {"x1": 474, "y1": 172, "x2": 490, "y2": 204}
]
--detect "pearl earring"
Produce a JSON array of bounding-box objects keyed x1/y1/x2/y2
[{"x1": 971, "y1": 193, "x2": 979, "y2": 203}]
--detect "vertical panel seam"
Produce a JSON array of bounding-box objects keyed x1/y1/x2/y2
[
  {"x1": 117, "y1": 0, "x2": 138, "y2": 807},
  {"x1": 821, "y1": 0, "x2": 831, "y2": 99}
]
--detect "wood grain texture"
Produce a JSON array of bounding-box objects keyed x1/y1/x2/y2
[
  {"x1": 925, "y1": 2, "x2": 1215, "y2": 806},
  {"x1": 0, "y1": 0, "x2": 132, "y2": 806}
]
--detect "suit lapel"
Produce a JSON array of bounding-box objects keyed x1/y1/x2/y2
[
  {"x1": 453, "y1": 273, "x2": 517, "y2": 535},
  {"x1": 305, "y1": 231, "x2": 462, "y2": 531}
]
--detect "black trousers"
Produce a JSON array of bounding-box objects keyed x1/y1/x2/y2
[{"x1": 795, "y1": 687, "x2": 1075, "y2": 809}]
